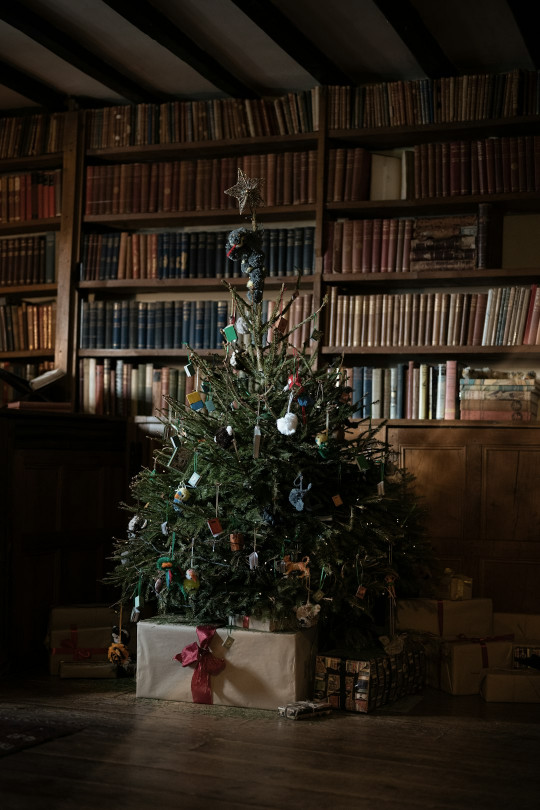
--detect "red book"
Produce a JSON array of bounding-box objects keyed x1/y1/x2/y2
[
  {"x1": 351, "y1": 219, "x2": 363, "y2": 274},
  {"x1": 523, "y1": 284, "x2": 539, "y2": 345},
  {"x1": 509, "y1": 136, "x2": 519, "y2": 192},
  {"x1": 370, "y1": 218, "x2": 382, "y2": 272},
  {"x1": 131, "y1": 163, "x2": 142, "y2": 214},
  {"x1": 471, "y1": 292, "x2": 488, "y2": 345},
  {"x1": 380, "y1": 219, "x2": 390, "y2": 272},
  {"x1": 441, "y1": 142, "x2": 450, "y2": 197},
  {"x1": 476, "y1": 139, "x2": 487, "y2": 194},
  {"x1": 341, "y1": 219, "x2": 353, "y2": 273},
  {"x1": 332, "y1": 220, "x2": 343, "y2": 273},
  {"x1": 444, "y1": 359, "x2": 458, "y2": 420},
  {"x1": 332, "y1": 147, "x2": 346, "y2": 201},
  {"x1": 85, "y1": 165, "x2": 94, "y2": 216},
  {"x1": 387, "y1": 218, "x2": 398, "y2": 272},
  {"x1": 351, "y1": 147, "x2": 370, "y2": 201},
  {"x1": 459, "y1": 140, "x2": 471, "y2": 195},
  {"x1": 449, "y1": 141, "x2": 461, "y2": 196},
  {"x1": 361, "y1": 219, "x2": 373, "y2": 272},
  {"x1": 401, "y1": 218, "x2": 413, "y2": 271}
]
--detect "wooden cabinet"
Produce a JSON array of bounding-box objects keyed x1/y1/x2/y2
[
  {"x1": 386, "y1": 421, "x2": 540, "y2": 612},
  {"x1": 0, "y1": 411, "x2": 128, "y2": 673}
]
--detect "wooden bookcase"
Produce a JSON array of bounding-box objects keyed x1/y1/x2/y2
[{"x1": 1, "y1": 76, "x2": 540, "y2": 618}]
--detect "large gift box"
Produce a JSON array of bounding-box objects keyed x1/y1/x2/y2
[
  {"x1": 480, "y1": 668, "x2": 540, "y2": 703},
  {"x1": 228, "y1": 614, "x2": 295, "y2": 632},
  {"x1": 493, "y1": 612, "x2": 540, "y2": 641},
  {"x1": 136, "y1": 618, "x2": 317, "y2": 710},
  {"x1": 422, "y1": 636, "x2": 514, "y2": 694},
  {"x1": 433, "y1": 569, "x2": 473, "y2": 601},
  {"x1": 47, "y1": 604, "x2": 119, "y2": 675},
  {"x1": 313, "y1": 642, "x2": 425, "y2": 713},
  {"x1": 396, "y1": 598, "x2": 493, "y2": 637}
]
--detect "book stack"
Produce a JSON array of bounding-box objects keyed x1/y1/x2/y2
[
  {"x1": 410, "y1": 214, "x2": 478, "y2": 271},
  {"x1": 459, "y1": 370, "x2": 540, "y2": 421},
  {"x1": 0, "y1": 170, "x2": 62, "y2": 223},
  {"x1": 0, "y1": 233, "x2": 56, "y2": 285}
]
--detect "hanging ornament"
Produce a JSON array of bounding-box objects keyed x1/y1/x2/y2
[
  {"x1": 315, "y1": 429, "x2": 328, "y2": 457},
  {"x1": 223, "y1": 323, "x2": 238, "y2": 342},
  {"x1": 155, "y1": 576, "x2": 164, "y2": 595},
  {"x1": 128, "y1": 515, "x2": 147, "y2": 537},
  {"x1": 230, "y1": 348, "x2": 246, "y2": 370},
  {"x1": 248, "y1": 551, "x2": 259, "y2": 569},
  {"x1": 282, "y1": 554, "x2": 310, "y2": 578},
  {"x1": 296, "y1": 602, "x2": 320, "y2": 628},
  {"x1": 108, "y1": 607, "x2": 130, "y2": 667},
  {"x1": 207, "y1": 517, "x2": 223, "y2": 537},
  {"x1": 253, "y1": 424, "x2": 261, "y2": 458},
  {"x1": 297, "y1": 394, "x2": 311, "y2": 424},
  {"x1": 230, "y1": 532, "x2": 245, "y2": 552},
  {"x1": 188, "y1": 456, "x2": 201, "y2": 488},
  {"x1": 187, "y1": 391, "x2": 205, "y2": 411},
  {"x1": 332, "y1": 494, "x2": 344, "y2": 507},
  {"x1": 184, "y1": 359, "x2": 195, "y2": 377},
  {"x1": 235, "y1": 315, "x2": 249, "y2": 335},
  {"x1": 183, "y1": 568, "x2": 200, "y2": 591},
  {"x1": 288, "y1": 473, "x2": 312, "y2": 511},
  {"x1": 277, "y1": 391, "x2": 298, "y2": 435},
  {"x1": 214, "y1": 425, "x2": 234, "y2": 449}
]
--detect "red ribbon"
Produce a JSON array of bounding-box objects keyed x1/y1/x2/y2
[
  {"x1": 457, "y1": 634, "x2": 515, "y2": 669},
  {"x1": 174, "y1": 625, "x2": 226, "y2": 704},
  {"x1": 51, "y1": 627, "x2": 107, "y2": 661}
]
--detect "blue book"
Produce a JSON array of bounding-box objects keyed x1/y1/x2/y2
[
  {"x1": 44, "y1": 233, "x2": 56, "y2": 283},
  {"x1": 137, "y1": 302, "x2": 148, "y2": 349},
  {"x1": 268, "y1": 228, "x2": 278, "y2": 276},
  {"x1": 362, "y1": 367, "x2": 373, "y2": 418},
  {"x1": 88, "y1": 300, "x2": 98, "y2": 349},
  {"x1": 162, "y1": 301, "x2": 174, "y2": 349},
  {"x1": 208, "y1": 300, "x2": 217, "y2": 349},
  {"x1": 277, "y1": 228, "x2": 287, "y2": 276},
  {"x1": 110, "y1": 233, "x2": 121, "y2": 279},
  {"x1": 188, "y1": 233, "x2": 198, "y2": 278},
  {"x1": 293, "y1": 227, "x2": 303, "y2": 274},
  {"x1": 189, "y1": 301, "x2": 197, "y2": 347},
  {"x1": 197, "y1": 231, "x2": 207, "y2": 278},
  {"x1": 352, "y1": 366, "x2": 364, "y2": 419},
  {"x1": 396, "y1": 362, "x2": 406, "y2": 419},
  {"x1": 194, "y1": 300, "x2": 204, "y2": 349},
  {"x1": 79, "y1": 300, "x2": 89, "y2": 348},
  {"x1": 95, "y1": 300, "x2": 105, "y2": 349},
  {"x1": 178, "y1": 233, "x2": 189, "y2": 279},
  {"x1": 216, "y1": 300, "x2": 228, "y2": 346},
  {"x1": 159, "y1": 233, "x2": 169, "y2": 279},
  {"x1": 104, "y1": 301, "x2": 114, "y2": 348},
  {"x1": 153, "y1": 301, "x2": 164, "y2": 349},
  {"x1": 112, "y1": 301, "x2": 122, "y2": 350},
  {"x1": 206, "y1": 231, "x2": 216, "y2": 278},
  {"x1": 128, "y1": 300, "x2": 138, "y2": 348},
  {"x1": 181, "y1": 301, "x2": 190, "y2": 346},
  {"x1": 215, "y1": 231, "x2": 226, "y2": 278},
  {"x1": 286, "y1": 228, "x2": 295, "y2": 276},
  {"x1": 303, "y1": 226, "x2": 315, "y2": 274}
]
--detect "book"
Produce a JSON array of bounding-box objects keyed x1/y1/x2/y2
[{"x1": 370, "y1": 153, "x2": 401, "y2": 200}]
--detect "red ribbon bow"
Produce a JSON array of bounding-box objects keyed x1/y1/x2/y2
[
  {"x1": 51, "y1": 627, "x2": 107, "y2": 661},
  {"x1": 174, "y1": 625, "x2": 226, "y2": 704}
]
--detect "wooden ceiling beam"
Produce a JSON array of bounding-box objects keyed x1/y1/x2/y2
[
  {"x1": 102, "y1": 0, "x2": 257, "y2": 98},
  {"x1": 229, "y1": 0, "x2": 353, "y2": 85},
  {"x1": 0, "y1": 59, "x2": 67, "y2": 110},
  {"x1": 1, "y1": 2, "x2": 155, "y2": 103},
  {"x1": 372, "y1": 0, "x2": 456, "y2": 78},
  {"x1": 506, "y1": 0, "x2": 540, "y2": 69}
]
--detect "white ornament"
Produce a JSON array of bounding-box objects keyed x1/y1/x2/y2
[
  {"x1": 277, "y1": 411, "x2": 298, "y2": 435},
  {"x1": 235, "y1": 316, "x2": 249, "y2": 335}
]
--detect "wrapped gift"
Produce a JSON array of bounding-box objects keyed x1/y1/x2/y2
[
  {"x1": 59, "y1": 661, "x2": 118, "y2": 678},
  {"x1": 480, "y1": 668, "x2": 540, "y2": 703},
  {"x1": 434, "y1": 569, "x2": 473, "y2": 601},
  {"x1": 396, "y1": 598, "x2": 493, "y2": 637},
  {"x1": 136, "y1": 618, "x2": 317, "y2": 710},
  {"x1": 422, "y1": 636, "x2": 514, "y2": 694},
  {"x1": 493, "y1": 612, "x2": 540, "y2": 641},
  {"x1": 313, "y1": 642, "x2": 425, "y2": 713},
  {"x1": 513, "y1": 643, "x2": 540, "y2": 669},
  {"x1": 49, "y1": 625, "x2": 112, "y2": 675},
  {"x1": 228, "y1": 614, "x2": 294, "y2": 632}
]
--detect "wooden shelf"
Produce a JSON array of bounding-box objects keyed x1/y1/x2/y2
[
  {"x1": 0, "y1": 218, "x2": 60, "y2": 236},
  {"x1": 323, "y1": 268, "x2": 540, "y2": 288},
  {"x1": 78, "y1": 275, "x2": 315, "y2": 294},
  {"x1": 0, "y1": 350, "x2": 55, "y2": 359},
  {"x1": 322, "y1": 345, "x2": 540, "y2": 357},
  {"x1": 326, "y1": 192, "x2": 540, "y2": 218},
  {"x1": 0, "y1": 284, "x2": 57, "y2": 295},
  {"x1": 83, "y1": 205, "x2": 316, "y2": 229},
  {"x1": 0, "y1": 152, "x2": 63, "y2": 172},
  {"x1": 78, "y1": 348, "x2": 225, "y2": 358}
]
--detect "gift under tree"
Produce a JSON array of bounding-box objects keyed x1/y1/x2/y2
[{"x1": 106, "y1": 169, "x2": 433, "y2": 647}]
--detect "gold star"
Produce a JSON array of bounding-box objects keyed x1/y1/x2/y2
[{"x1": 224, "y1": 168, "x2": 265, "y2": 215}]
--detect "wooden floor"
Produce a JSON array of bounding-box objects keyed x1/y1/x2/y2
[{"x1": 0, "y1": 675, "x2": 539, "y2": 810}]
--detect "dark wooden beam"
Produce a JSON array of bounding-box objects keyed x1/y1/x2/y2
[
  {"x1": 506, "y1": 0, "x2": 540, "y2": 69},
  {"x1": 230, "y1": 0, "x2": 353, "y2": 85},
  {"x1": 102, "y1": 0, "x2": 257, "y2": 98},
  {"x1": 372, "y1": 0, "x2": 456, "y2": 78},
  {"x1": 0, "y1": 2, "x2": 155, "y2": 103},
  {"x1": 0, "y1": 59, "x2": 67, "y2": 110}
]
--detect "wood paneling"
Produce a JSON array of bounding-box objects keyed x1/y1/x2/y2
[{"x1": 387, "y1": 423, "x2": 540, "y2": 613}]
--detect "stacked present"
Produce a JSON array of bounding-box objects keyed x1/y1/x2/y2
[
  {"x1": 459, "y1": 369, "x2": 540, "y2": 422},
  {"x1": 480, "y1": 612, "x2": 540, "y2": 702},
  {"x1": 47, "y1": 604, "x2": 119, "y2": 677},
  {"x1": 396, "y1": 590, "x2": 540, "y2": 702},
  {"x1": 313, "y1": 639, "x2": 425, "y2": 713},
  {"x1": 136, "y1": 617, "x2": 317, "y2": 710}
]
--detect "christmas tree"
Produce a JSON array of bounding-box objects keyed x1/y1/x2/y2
[{"x1": 106, "y1": 170, "x2": 434, "y2": 646}]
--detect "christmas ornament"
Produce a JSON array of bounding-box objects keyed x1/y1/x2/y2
[
  {"x1": 277, "y1": 411, "x2": 298, "y2": 435},
  {"x1": 108, "y1": 641, "x2": 130, "y2": 666},
  {"x1": 282, "y1": 554, "x2": 310, "y2": 579},
  {"x1": 157, "y1": 555, "x2": 181, "y2": 588},
  {"x1": 224, "y1": 168, "x2": 264, "y2": 216},
  {"x1": 207, "y1": 517, "x2": 223, "y2": 537},
  {"x1": 235, "y1": 315, "x2": 249, "y2": 335},
  {"x1": 168, "y1": 434, "x2": 182, "y2": 466},
  {"x1": 315, "y1": 430, "x2": 328, "y2": 457},
  {"x1": 230, "y1": 532, "x2": 244, "y2": 552},
  {"x1": 289, "y1": 473, "x2": 312, "y2": 511},
  {"x1": 183, "y1": 568, "x2": 200, "y2": 591},
  {"x1": 253, "y1": 424, "x2": 261, "y2": 458},
  {"x1": 248, "y1": 551, "x2": 259, "y2": 569},
  {"x1": 187, "y1": 391, "x2": 205, "y2": 411},
  {"x1": 128, "y1": 515, "x2": 147, "y2": 537},
  {"x1": 214, "y1": 425, "x2": 234, "y2": 448},
  {"x1": 154, "y1": 577, "x2": 164, "y2": 594},
  {"x1": 223, "y1": 323, "x2": 238, "y2": 342},
  {"x1": 188, "y1": 471, "x2": 201, "y2": 487},
  {"x1": 332, "y1": 494, "x2": 344, "y2": 506},
  {"x1": 296, "y1": 602, "x2": 320, "y2": 627},
  {"x1": 297, "y1": 394, "x2": 311, "y2": 424},
  {"x1": 184, "y1": 360, "x2": 195, "y2": 377},
  {"x1": 230, "y1": 348, "x2": 246, "y2": 370}
]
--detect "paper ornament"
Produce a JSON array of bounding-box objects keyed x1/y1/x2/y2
[{"x1": 277, "y1": 411, "x2": 298, "y2": 435}]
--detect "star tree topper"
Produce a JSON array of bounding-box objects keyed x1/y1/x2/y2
[{"x1": 225, "y1": 168, "x2": 265, "y2": 216}]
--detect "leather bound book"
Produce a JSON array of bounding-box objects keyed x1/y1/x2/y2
[
  {"x1": 352, "y1": 219, "x2": 363, "y2": 274},
  {"x1": 370, "y1": 218, "x2": 382, "y2": 272},
  {"x1": 341, "y1": 219, "x2": 353, "y2": 273},
  {"x1": 361, "y1": 219, "x2": 373, "y2": 273}
]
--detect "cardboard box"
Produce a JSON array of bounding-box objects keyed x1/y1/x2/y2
[
  {"x1": 480, "y1": 668, "x2": 540, "y2": 703},
  {"x1": 59, "y1": 661, "x2": 118, "y2": 678},
  {"x1": 422, "y1": 636, "x2": 513, "y2": 694},
  {"x1": 136, "y1": 618, "x2": 317, "y2": 710},
  {"x1": 396, "y1": 598, "x2": 493, "y2": 637},
  {"x1": 313, "y1": 642, "x2": 425, "y2": 713},
  {"x1": 493, "y1": 612, "x2": 540, "y2": 641}
]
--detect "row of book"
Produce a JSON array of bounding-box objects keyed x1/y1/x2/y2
[
  {"x1": 324, "y1": 213, "x2": 485, "y2": 274},
  {"x1": 79, "y1": 358, "x2": 199, "y2": 416},
  {"x1": 329, "y1": 136, "x2": 540, "y2": 203},
  {"x1": 347, "y1": 360, "x2": 461, "y2": 420},
  {"x1": 80, "y1": 227, "x2": 316, "y2": 281},
  {"x1": 459, "y1": 373, "x2": 539, "y2": 421},
  {"x1": 0, "y1": 234, "x2": 56, "y2": 286},
  {"x1": 327, "y1": 68, "x2": 539, "y2": 129},
  {"x1": 84, "y1": 151, "x2": 317, "y2": 216},
  {"x1": 0, "y1": 360, "x2": 56, "y2": 406},
  {"x1": 79, "y1": 295, "x2": 314, "y2": 352},
  {"x1": 326, "y1": 284, "x2": 540, "y2": 349},
  {"x1": 0, "y1": 300, "x2": 56, "y2": 352},
  {"x1": 0, "y1": 170, "x2": 62, "y2": 223},
  {"x1": 85, "y1": 89, "x2": 320, "y2": 148},
  {"x1": 0, "y1": 112, "x2": 65, "y2": 160}
]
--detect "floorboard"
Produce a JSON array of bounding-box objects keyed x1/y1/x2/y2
[{"x1": 0, "y1": 676, "x2": 539, "y2": 810}]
